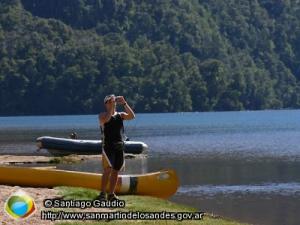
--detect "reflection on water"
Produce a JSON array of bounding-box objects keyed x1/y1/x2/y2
[
  {"x1": 1, "y1": 110, "x2": 300, "y2": 225},
  {"x1": 172, "y1": 194, "x2": 300, "y2": 225},
  {"x1": 148, "y1": 156, "x2": 300, "y2": 185},
  {"x1": 151, "y1": 155, "x2": 300, "y2": 225},
  {"x1": 178, "y1": 183, "x2": 300, "y2": 196}
]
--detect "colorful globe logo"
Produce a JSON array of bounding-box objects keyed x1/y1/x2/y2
[{"x1": 4, "y1": 190, "x2": 36, "y2": 219}]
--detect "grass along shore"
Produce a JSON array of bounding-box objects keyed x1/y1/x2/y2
[{"x1": 55, "y1": 186, "x2": 248, "y2": 225}]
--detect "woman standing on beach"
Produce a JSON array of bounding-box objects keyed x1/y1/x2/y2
[{"x1": 97, "y1": 94, "x2": 135, "y2": 201}]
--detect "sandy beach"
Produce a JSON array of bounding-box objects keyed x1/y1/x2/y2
[
  {"x1": 0, "y1": 154, "x2": 102, "y2": 165},
  {"x1": 0, "y1": 154, "x2": 144, "y2": 166},
  {"x1": 0, "y1": 185, "x2": 59, "y2": 225}
]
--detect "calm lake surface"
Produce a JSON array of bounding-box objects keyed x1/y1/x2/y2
[{"x1": 0, "y1": 110, "x2": 300, "y2": 225}]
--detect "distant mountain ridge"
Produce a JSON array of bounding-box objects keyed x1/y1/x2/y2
[{"x1": 0, "y1": 0, "x2": 299, "y2": 115}]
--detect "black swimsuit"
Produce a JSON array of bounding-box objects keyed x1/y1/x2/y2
[{"x1": 102, "y1": 113, "x2": 125, "y2": 171}]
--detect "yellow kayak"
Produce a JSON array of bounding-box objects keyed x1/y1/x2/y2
[{"x1": 0, "y1": 166, "x2": 179, "y2": 199}]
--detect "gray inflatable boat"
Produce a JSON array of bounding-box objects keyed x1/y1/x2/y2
[{"x1": 36, "y1": 136, "x2": 148, "y2": 156}]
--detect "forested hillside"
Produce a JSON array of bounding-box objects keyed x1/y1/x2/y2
[{"x1": 1, "y1": 0, "x2": 300, "y2": 115}]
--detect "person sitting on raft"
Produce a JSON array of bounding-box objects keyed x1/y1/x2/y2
[{"x1": 96, "y1": 94, "x2": 135, "y2": 201}]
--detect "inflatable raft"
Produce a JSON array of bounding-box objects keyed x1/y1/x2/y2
[
  {"x1": 36, "y1": 136, "x2": 148, "y2": 155},
  {"x1": 0, "y1": 166, "x2": 179, "y2": 199}
]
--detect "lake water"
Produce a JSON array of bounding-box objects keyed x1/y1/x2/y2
[{"x1": 0, "y1": 110, "x2": 300, "y2": 225}]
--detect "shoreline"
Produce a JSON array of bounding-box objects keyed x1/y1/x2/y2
[
  {"x1": 0, "y1": 154, "x2": 146, "y2": 165},
  {"x1": 0, "y1": 108, "x2": 299, "y2": 117}
]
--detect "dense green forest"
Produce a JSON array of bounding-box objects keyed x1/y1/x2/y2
[{"x1": 0, "y1": 0, "x2": 300, "y2": 115}]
